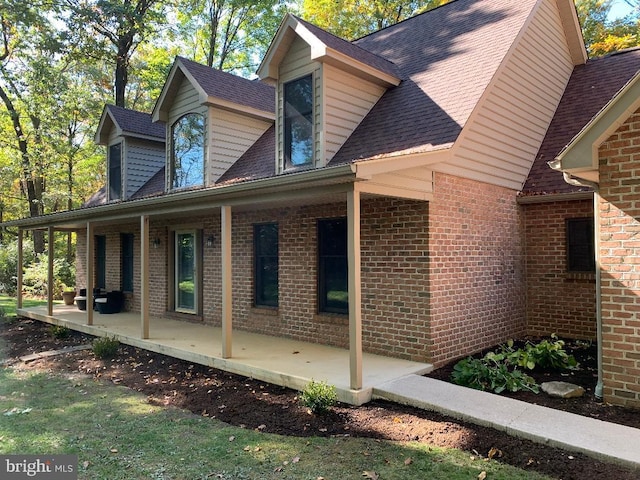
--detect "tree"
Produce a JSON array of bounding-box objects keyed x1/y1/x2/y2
[
  {"x1": 300, "y1": 0, "x2": 450, "y2": 40},
  {"x1": 575, "y1": 0, "x2": 639, "y2": 56},
  {"x1": 172, "y1": 0, "x2": 289, "y2": 74},
  {"x1": 64, "y1": 0, "x2": 165, "y2": 107}
]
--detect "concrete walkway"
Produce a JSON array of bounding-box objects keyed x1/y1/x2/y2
[{"x1": 374, "y1": 375, "x2": 640, "y2": 470}]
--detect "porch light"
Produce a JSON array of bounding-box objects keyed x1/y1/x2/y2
[
  {"x1": 206, "y1": 235, "x2": 215, "y2": 248},
  {"x1": 152, "y1": 237, "x2": 161, "y2": 249}
]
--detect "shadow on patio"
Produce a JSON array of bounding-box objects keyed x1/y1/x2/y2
[{"x1": 16, "y1": 304, "x2": 432, "y2": 405}]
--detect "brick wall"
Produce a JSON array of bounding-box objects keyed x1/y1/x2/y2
[
  {"x1": 523, "y1": 199, "x2": 597, "y2": 339},
  {"x1": 427, "y1": 173, "x2": 527, "y2": 367},
  {"x1": 598, "y1": 107, "x2": 640, "y2": 408}
]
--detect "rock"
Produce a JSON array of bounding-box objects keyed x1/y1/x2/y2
[{"x1": 541, "y1": 381, "x2": 585, "y2": 399}]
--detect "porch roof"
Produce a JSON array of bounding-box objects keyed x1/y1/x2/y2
[{"x1": 18, "y1": 304, "x2": 432, "y2": 406}]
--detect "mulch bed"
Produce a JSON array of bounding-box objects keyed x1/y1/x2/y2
[{"x1": 2, "y1": 317, "x2": 639, "y2": 479}]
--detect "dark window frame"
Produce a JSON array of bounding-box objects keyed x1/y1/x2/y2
[
  {"x1": 317, "y1": 217, "x2": 348, "y2": 314},
  {"x1": 283, "y1": 74, "x2": 314, "y2": 169},
  {"x1": 108, "y1": 143, "x2": 122, "y2": 200},
  {"x1": 566, "y1": 217, "x2": 595, "y2": 272},
  {"x1": 253, "y1": 223, "x2": 279, "y2": 307},
  {"x1": 121, "y1": 233, "x2": 134, "y2": 292}
]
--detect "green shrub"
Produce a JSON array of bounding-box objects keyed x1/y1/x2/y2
[
  {"x1": 452, "y1": 356, "x2": 539, "y2": 394},
  {"x1": 49, "y1": 325, "x2": 71, "y2": 339},
  {"x1": 520, "y1": 335, "x2": 578, "y2": 370},
  {"x1": 300, "y1": 380, "x2": 338, "y2": 414},
  {"x1": 22, "y1": 254, "x2": 76, "y2": 299},
  {"x1": 92, "y1": 336, "x2": 120, "y2": 359}
]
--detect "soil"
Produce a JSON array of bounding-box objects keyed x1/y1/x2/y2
[{"x1": 2, "y1": 317, "x2": 639, "y2": 480}]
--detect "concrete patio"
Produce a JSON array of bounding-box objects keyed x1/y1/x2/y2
[{"x1": 16, "y1": 304, "x2": 432, "y2": 405}]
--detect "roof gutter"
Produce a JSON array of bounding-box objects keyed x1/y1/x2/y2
[{"x1": 1, "y1": 164, "x2": 357, "y2": 230}]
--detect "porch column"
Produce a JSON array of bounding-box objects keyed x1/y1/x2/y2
[
  {"x1": 347, "y1": 185, "x2": 363, "y2": 390},
  {"x1": 47, "y1": 226, "x2": 54, "y2": 316},
  {"x1": 17, "y1": 229, "x2": 23, "y2": 309},
  {"x1": 141, "y1": 215, "x2": 150, "y2": 339},
  {"x1": 221, "y1": 205, "x2": 233, "y2": 358},
  {"x1": 86, "y1": 222, "x2": 94, "y2": 326}
]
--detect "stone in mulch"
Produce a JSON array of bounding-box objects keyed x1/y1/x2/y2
[{"x1": 541, "y1": 381, "x2": 585, "y2": 399}]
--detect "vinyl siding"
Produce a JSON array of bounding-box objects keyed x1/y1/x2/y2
[
  {"x1": 323, "y1": 64, "x2": 386, "y2": 164},
  {"x1": 125, "y1": 139, "x2": 165, "y2": 198},
  {"x1": 209, "y1": 108, "x2": 272, "y2": 182},
  {"x1": 443, "y1": 0, "x2": 575, "y2": 190}
]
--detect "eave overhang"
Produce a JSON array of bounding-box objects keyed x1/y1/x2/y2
[
  {"x1": 257, "y1": 14, "x2": 401, "y2": 88},
  {"x1": 550, "y1": 70, "x2": 640, "y2": 185}
]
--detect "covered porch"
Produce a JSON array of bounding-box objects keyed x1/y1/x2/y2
[{"x1": 17, "y1": 304, "x2": 432, "y2": 405}]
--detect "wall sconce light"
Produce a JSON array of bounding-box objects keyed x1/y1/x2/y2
[
  {"x1": 152, "y1": 238, "x2": 161, "y2": 249},
  {"x1": 206, "y1": 235, "x2": 215, "y2": 248}
]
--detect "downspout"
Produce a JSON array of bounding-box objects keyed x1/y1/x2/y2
[{"x1": 562, "y1": 172, "x2": 603, "y2": 399}]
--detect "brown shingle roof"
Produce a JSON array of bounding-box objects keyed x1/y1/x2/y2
[
  {"x1": 216, "y1": 126, "x2": 276, "y2": 186},
  {"x1": 292, "y1": 16, "x2": 400, "y2": 80},
  {"x1": 522, "y1": 48, "x2": 640, "y2": 196},
  {"x1": 177, "y1": 57, "x2": 275, "y2": 114},
  {"x1": 330, "y1": 0, "x2": 537, "y2": 164},
  {"x1": 106, "y1": 104, "x2": 165, "y2": 139}
]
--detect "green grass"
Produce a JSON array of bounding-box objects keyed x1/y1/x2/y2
[
  {"x1": 0, "y1": 295, "x2": 51, "y2": 318},
  {"x1": 0, "y1": 367, "x2": 552, "y2": 480}
]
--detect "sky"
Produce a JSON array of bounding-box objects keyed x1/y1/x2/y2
[{"x1": 609, "y1": 0, "x2": 635, "y2": 19}]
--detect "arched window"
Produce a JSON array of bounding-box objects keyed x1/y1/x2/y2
[{"x1": 171, "y1": 113, "x2": 205, "y2": 189}]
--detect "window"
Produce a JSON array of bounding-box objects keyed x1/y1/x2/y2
[
  {"x1": 171, "y1": 113, "x2": 205, "y2": 189},
  {"x1": 175, "y1": 231, "x2": 197, "y2": 313},
  {"x1": 254, "y1": 223, "x2": 279, "y2": 307},
  {"x1": 284, "y1": 75, "x2": 313, "y2": 169},
  {"x1": 95, "y1": 235, "x2": 106, "y2": 289},
  {"x1": 121, "y1": 233, "x2": 134, "y2": 292},
  {"x1": 108, "y1": 143, "x2": 122, "y2": 200},
  {"x1": 318, "y1": 218, "x2": 348, "y2": 314},
  {"x1": 567, "y1": 218, "x2": 595, "y2": 272}
]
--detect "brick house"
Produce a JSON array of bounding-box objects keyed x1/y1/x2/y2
[{"x1": 7, "y1": 0, "x2": 640, "y2": 406}]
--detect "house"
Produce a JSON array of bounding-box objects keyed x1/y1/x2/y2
[{"x1": 5, "y1": 0, "x2": 640, "y2": 407}]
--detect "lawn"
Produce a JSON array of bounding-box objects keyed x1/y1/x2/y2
[
  {"x1": 0, "y1": 297, "x2": 552, "y2": 479},
  {"x1": 0, "y1": 295, "x2": 52, "y2": 317}
]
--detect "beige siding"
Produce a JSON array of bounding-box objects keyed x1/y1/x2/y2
[
  {"x1": 444, "y1": 0, "x2": 575, "y2": 190},
  {"x1": 276, "y1": 36, "x2": 321, "y2": 173},
  {"x1": 323, "y1": 64, "x2": 386, "y2": 164},
  {"x1": 209, "y1": 108, "x2": 272, "y2": 183}
]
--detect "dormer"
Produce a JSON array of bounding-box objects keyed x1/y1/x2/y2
[
  {"x1": 94, "y1": 105, "x2": 166, "y2": 202},
  {"x1": 152, "y1": 57, "x2": 275, "y2": 190},
  {"x1": 257, "y1": 14, "x2": 401, "y2": 175}
]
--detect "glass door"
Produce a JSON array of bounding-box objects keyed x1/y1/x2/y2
[{"x1": 175, "y1": 231, "x2": 197, "y2": 313}]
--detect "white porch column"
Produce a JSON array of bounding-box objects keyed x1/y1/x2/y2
[
  {"x1": 47, "y1": 226, "x2": 54, "y2": 316},
  {"x1": 347, "y1": 185, "x2": 363, "y2": 390},
  {"x1": 86, "y1": 222, "x2": 94, "y2": 326},
  {"x1": 141, "y1": 215, "x2": 150, "y2": 339},
  {"x1": 221, "y1": 205, "x2": 233, "y2": 358},
  {"x1": 17, "y1": 229, "x2": 23, "y2": 309}
]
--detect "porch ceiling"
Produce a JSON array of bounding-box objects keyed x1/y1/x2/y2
[{"x1": 17, "y1": 305, "x2": 432, "y2": 406}]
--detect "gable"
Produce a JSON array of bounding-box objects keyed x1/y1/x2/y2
[{"x1": 445, "y1": 0, "x2": 578, "y2": 190}]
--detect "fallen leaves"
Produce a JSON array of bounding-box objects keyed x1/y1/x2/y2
[
  {"x1": 478, "y1": 471, "x2": 487, "y2": 480},
  {"x1": 362, "y1": 471, "x2": 379, "y2": 479}
]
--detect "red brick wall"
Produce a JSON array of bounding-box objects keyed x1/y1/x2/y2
[
  {"x1": 427, "y1": 173, "x2": 527, "y2": 367},
  {"x1": 523, "y1": 199, "x2": 597, "y2": 339},
  {"x1": 598, "y1": 108, "x2": 640, "y2": 408},
  {"x1": 74, "y1": 173, "x2": 528, "y2": 367}
]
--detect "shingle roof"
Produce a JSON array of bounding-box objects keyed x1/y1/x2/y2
[
  {"x1": 177, "y1": 56, "x2": 275, "y2": 114},
  {"x1": 330, "y1": 0, "x2": 537, "y2": 164},
  {"x1": 522, "y1": 48, "x2": 640, "y2": 196},
  {"x1": 216, "y1": 125, "x2": 276, "y2": 186},
  {"x1": 131, "y1": 167, "x2": 166, "y2": 200},
  {"x1": 293, "y1": 16, "x2": 400, "y2": 79},
  {"x1": 106, "y1": 104, "x2": 165, "y2": 139}
]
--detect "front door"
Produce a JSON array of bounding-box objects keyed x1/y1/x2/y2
[{"x1": 175, "y1": 231, "x2": 197, "y2": 313}]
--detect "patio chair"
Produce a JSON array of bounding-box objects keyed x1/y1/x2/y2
[{"x1": 95, "y1": 290, "x2": 124, "y2": 314}]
